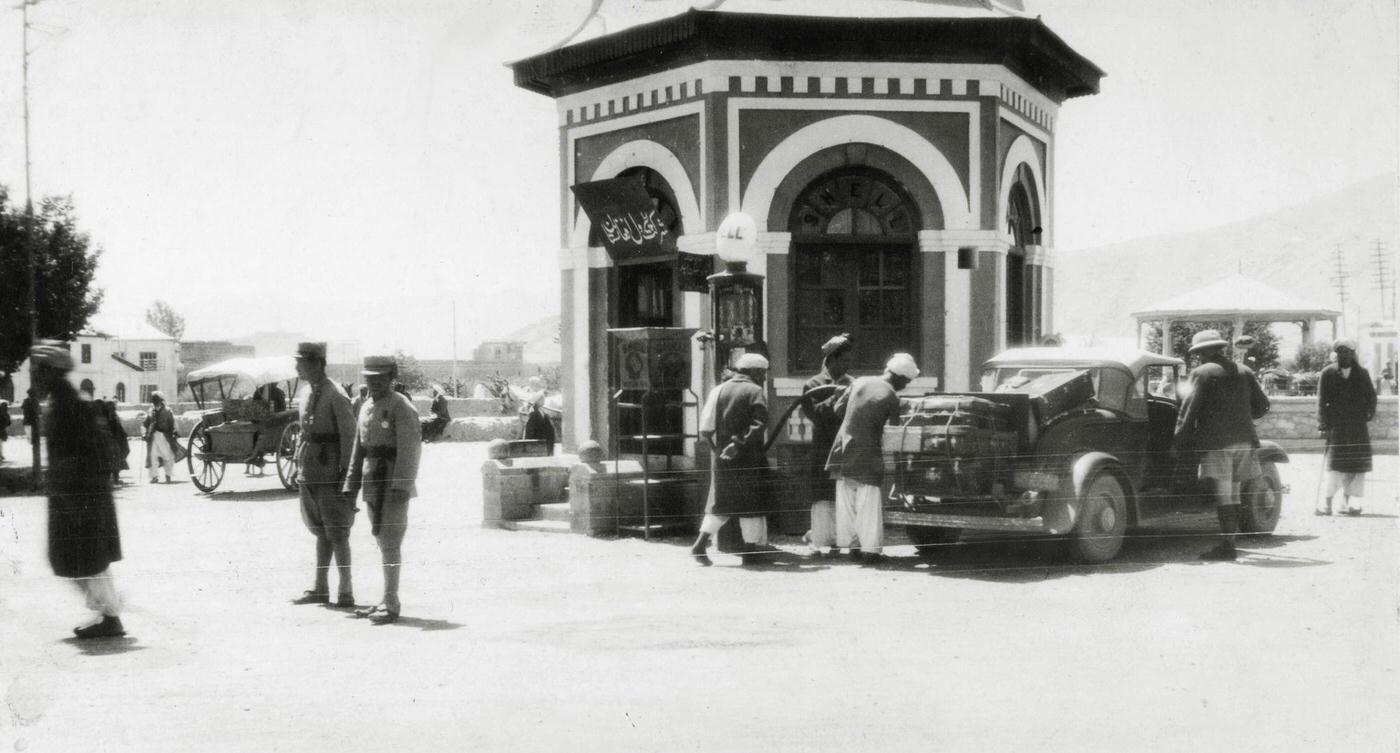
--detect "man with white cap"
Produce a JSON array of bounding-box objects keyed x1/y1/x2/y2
[
  {"x1": 689, "y1": 352, "x2": 772, "y2": 566},
  {"x1": 825, "y1": 352, "x2": 919, "y2": 563},
  {"x1": 343, "y1": 355, "x2": 421, "y2": 623},
  {"x1": 1173, "y1": 329, "x2": 1270, "y2": 561},
  {"x1": 142, "y1": 390, "x2": 179, "y2": 483},
  {"x1": 31, "y1": 341, "x2": 128, "y2": 638},
  {"x1": 1316, "y1": 339, "x2": 1376, "y2": 516},
  {"x1": 290, "y1": 342, "x2": 359, "y2": 607},
  {"x1": 801, "y1": 333, "x2": 854, "y2": 557}
]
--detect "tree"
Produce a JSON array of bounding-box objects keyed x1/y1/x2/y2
[
  {"x1": 393, "y1": 350, "x2": 429, "y2": 392},
  {"x1": 145, "y1": 300, "x2": 186, "y2": 340},
  {"x1": 1289, "y1": 341, "x2": 1333, "y2": 373},
  {"x1": 0, "y1": 187, "x2": 104, "y2": 378},
  {"x1": 1142, "y1": 320, "x2": 1279, "y2": 368}
]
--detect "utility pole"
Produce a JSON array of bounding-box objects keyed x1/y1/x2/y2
[
  {"x1": 1370, "y1": 239, "x2": 1394, "y2": 321},
  {"x1": 21, "y1": 0, "x2": 41, "y2": 488},
  {"x1": 1329, "y1": 243, "x2": 1351, "y2": 339},
  {"x1": 451, "y1": 300, "x2": 458, "y2": 397}
]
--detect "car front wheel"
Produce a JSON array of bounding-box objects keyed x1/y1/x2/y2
[
  {"x1": 1069, "y1": 473, "x2": 1129, "y2": 564},
  {"x1": 1239, "y1": 463, "x2": 1282, "y2": 534}
]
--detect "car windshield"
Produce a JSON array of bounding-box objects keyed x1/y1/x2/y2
[{"x1": 980, "y1": 365, "x2": 1137, "y2": 415}]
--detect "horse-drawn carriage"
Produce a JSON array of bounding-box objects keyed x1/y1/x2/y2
[{"x1": 184, "y1": 356, "x2": 302, "y2": 492}]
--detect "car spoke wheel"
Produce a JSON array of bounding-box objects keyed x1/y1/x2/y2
[
  {"x1": 1069, "y1": 473, "x2": 1128, "y2": 564},
  {"x1": 187, "y1": 423, "x2": 225, "y2": 493},
  {"x1": 906, "y1": 525, "x2": 962, "y2": 561},
  {"x1": 1239, "y1": 463, "x2": 1282, "y2": 534},
  {"x1": 276, "y1": 421, "x2": 301, "y2": 491}
]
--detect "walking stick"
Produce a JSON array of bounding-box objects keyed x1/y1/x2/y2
[{"x1": 1314, "y1": 428, "x2": 1331, "y2": 514}]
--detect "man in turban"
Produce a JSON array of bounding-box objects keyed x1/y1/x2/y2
[
  {"x1": 801, "y1": 333, "x2": 853, "y2": 557},
  {"x1": 825, "y1": 353, "x2": 920, "y2": 563},
  {"x1": 31, "y1": 341, "x2": 127, "y2": 638},
  {"x1": 1317, "y1": 339, "x2": 1377, "y2": 516}
]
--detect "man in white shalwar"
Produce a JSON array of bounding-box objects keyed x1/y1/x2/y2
[
  {"x1": 824, "y1": 353, "x2": 919, "y2": 564},
  {"x1": 143, "y1": 391, "x2": 179, "y2": 484}
]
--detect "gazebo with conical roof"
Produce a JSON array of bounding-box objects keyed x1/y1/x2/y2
[{"x1": 1131, "y1": 275, "x2": 1341, "y2": 357}]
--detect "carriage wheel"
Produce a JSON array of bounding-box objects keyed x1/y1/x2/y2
[
  {"x1": 276, "y1": 421, "x2": 301, "y2": 491},
  {"x1": 187, "y1": 422, "x2": 226, "y2": 492}
]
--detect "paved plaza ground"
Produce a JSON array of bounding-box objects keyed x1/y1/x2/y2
[{"x1": 0, "y1": 438, "x2": 1397, "y2": 752}]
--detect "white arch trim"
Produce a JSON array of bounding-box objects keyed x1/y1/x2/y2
[
  {"x1": 569, "y1": 139, "x2": 703, "y2": 249},
  {"x1": 997, "y1": 134, "x2": 1047, "y2": 243},
  {"x1": 740, "y1": 114, "x2": 973, "y2": 232}
]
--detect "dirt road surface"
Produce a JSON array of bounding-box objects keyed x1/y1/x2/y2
[{"x1": 1, "y1": 442, "x2": 1396, "y2": 752}]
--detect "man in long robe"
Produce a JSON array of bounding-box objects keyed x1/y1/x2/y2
[
  {"x1": 801, "y1": 333, "x2": 853, "y2": 557},
  {"x1": 32, "y1": 342, "x2": 127, "y2": 639},
  {"x1": 689, "y1": 353, "x2": 771, "y2": 566},
  {"x1": 825, "y1": 353, "x2": 920, "y2": 563},
  {"x1": 1317, "y1": 339, "x2": 1377, "y2": 516}
]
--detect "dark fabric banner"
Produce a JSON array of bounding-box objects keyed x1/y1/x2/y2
[{"x1": 570, "y1": 178, "x2": 676, "y2": 260}]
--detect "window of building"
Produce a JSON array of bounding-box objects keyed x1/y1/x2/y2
[
  {"x1": 81, "y1": 344, "x2": 92, "y2": 364},
  {"x1": 790, "y1": 168, "x2": 919, "y2": 373},
  {"x1": 139, "y1": 384, "x2": 159, "y2": 403},
  {"x1": 140, "y1": 351, "x2": 158, "y2": 370},
  {"x1": 115, "y1": 383, "x2": 126, "y2": 403}
]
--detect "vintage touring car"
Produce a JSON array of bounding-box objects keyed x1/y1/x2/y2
[{"x1": 883, "y1": 348, "x2": 1287, "y2": 563}]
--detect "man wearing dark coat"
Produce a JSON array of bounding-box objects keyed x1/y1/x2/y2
[
  {"x1": 826, "y1": 353, "x2": 920, "y2": 563},
  {"x1": 801, "y1": 333, "x2": 853, "y2": 557},
  {"x1": 1173, "y1": 329, "x2": 1270, "y2": 561},
  {"x1": 689, "y1": 353, "x2": 771, "y2": 566},
  {"x1": 31, "y1": 342, "x2": 127, "y2": 639},
  {"x1": 1317, "y1": 339, "x2": 1377, "y2": 516}
]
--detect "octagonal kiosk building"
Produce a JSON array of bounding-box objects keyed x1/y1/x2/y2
[{"x1": 509, "y1": 0, "x2": 1103, "y2": 525}]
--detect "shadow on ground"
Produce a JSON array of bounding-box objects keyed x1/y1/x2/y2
[{"x1": 60, "y1": 636, "x2": 147, "y2": 657}]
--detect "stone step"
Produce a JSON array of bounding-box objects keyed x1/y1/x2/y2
[
  {"x1": 502, "y1": 519, "x2": 573, "y2": 534},
  {"x1": 537, "y1": 502, "x2": 572, "y2": 522}
]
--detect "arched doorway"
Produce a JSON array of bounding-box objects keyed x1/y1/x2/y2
[
  {"x1": 114, "y1": 382, "x2": 126, "y2": 403},
  {"x1": 79, "y1": 378, "x2": 96, "y2": 397},
  {"x1": 1005, "y1": 164, "x2": 1040, "y2": 347},
  {"x1": 789, "y1": 167, "x2": 920, "y2": 373}
]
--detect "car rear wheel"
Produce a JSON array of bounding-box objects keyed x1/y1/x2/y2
[
  {"x1": 906, "y1": 525, "x2": 962, "y2": 561},
  {"x1": 1239, "y1": 462, "x2": 1282, "y2": 534},
  {"x1": 1069, "y1": 473, "x2": 1128, "y2": 564}
]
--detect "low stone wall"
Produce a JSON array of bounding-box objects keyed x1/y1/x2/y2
[{"x1": 1257, "y1": 396, "x2": 1397, "y2": 454}]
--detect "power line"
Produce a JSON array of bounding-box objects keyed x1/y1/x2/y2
[
  {"x1": 1329, "y1": 242, "x2": 1350, "y2": 312},
  {"x1": 1370, "y1": 239, "x2": 1394, "y2": 320}
]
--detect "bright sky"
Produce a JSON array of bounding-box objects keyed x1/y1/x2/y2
[{"x1": 1, "y1": 0, "x2": 1395, "y2": 358}]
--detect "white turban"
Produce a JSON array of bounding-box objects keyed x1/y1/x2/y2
[
  {"x1": 885, "y1": 352, "x2": 920, "y2": 380},
  {"x1": 735, "y1": 353, "x2": 769, "y2": 370}
]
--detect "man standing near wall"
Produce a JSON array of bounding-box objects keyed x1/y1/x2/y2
[
  {"x1": 343, "y1": 355, "x2": 421, "y2": 623},
  {"x1": 1316, "y1": 340, "x2": 1377, "y2": 516},
  {"x1": 801, "y1": 334, "x2": 853, "y2": 557},
  {"x1": 690, "y1": 353, "x2": 772, "y2": 567},
  {"x1": 290, "y1": 342, "x2": 358, "y2": 607},
  {"x1": 1173, "y1": 329, "x2": 1270, "y2": 561},
  {"x1": 825, "y1": 353, "x2": 920, "y2": 564}
]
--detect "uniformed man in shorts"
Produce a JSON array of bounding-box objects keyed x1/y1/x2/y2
[
  {"x1": 343, "y1": 355, "x2": 421, "y2": 623},
  {"x1": 290, "y1": 342, "x2": 359, "y2": 608}
]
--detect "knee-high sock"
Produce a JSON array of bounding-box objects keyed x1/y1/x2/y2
[
  {"x1": 331, "y1": 537, "x2": 353, "y2": 596},
  {"x1": 314, "y1": 537, "x2": 332, "y2": 592}
]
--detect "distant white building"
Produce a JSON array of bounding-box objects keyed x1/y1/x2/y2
[{"x1": 9, "y1": 322, "x2": 180, "y2": 404}]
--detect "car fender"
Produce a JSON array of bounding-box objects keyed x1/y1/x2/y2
[
  {"x1": 1257, "y1": 440, "x2": 1289, "y2": 465},
  {"x1": 1043, "y1": 452, "x2": 1133, "y2": 535}
]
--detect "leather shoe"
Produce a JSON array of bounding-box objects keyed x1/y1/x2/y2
[
  {"x1": 74, "y1": 615, "x2": 125, "y2": 639},
  {"x1": 334, "y1": 594, "x2": 356, "y2": 608},
  {"x1": 291, "y1": 590, "x2": 329, "y2": 605},
  {"x1": 368, "y1": 609, "x2": 400, "y2": 625}
]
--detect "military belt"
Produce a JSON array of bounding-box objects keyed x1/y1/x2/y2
[
  {"x1": 364, "y1": 446, "x2": 398, "y2": 460},
  {"x1": 303, "y1": 432, "x2": 340, "y2": 444}
]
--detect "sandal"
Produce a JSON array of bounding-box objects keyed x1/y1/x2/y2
[
  {"x1": 369, "y1": 609, "x2": 400, "y2": 624},
  {"x1": 355, "y1": 604, "x2": 389, "y2": 619}
]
